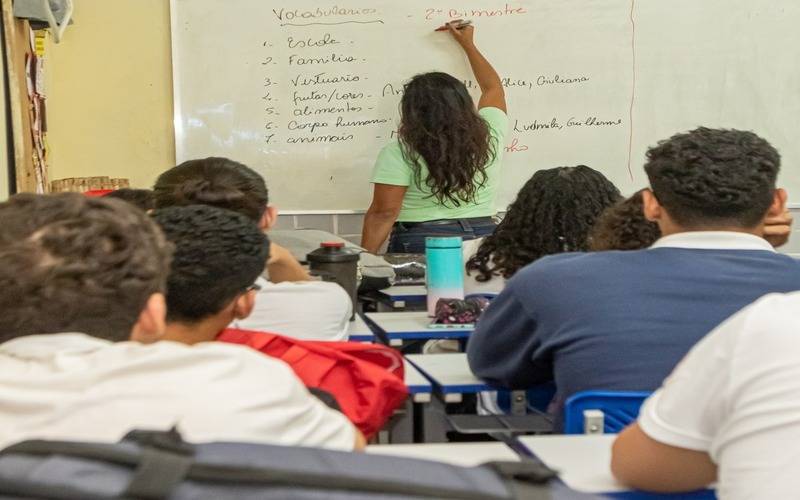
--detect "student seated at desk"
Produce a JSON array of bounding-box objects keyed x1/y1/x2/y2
[
  {"x1": 153, "y1": 157, "x2": 351, "y2": 341},
  {"x1": 429, "y1": 166, "x2": 620, "y2": 355},
  {"x1": 153, "y1": 206, "x2": 404, "y2": 438},
  {"x1": 464, "y1": 165, "x2": 620, "y2": 295},
  {"x1": 467, "y1": 127, "x2": 800, "y2": 426},
  {"x1": 589, "y1": 189, "x2": 792, "y2": 252},
  {"x1": 612, "y1": 292, "x2": 800, "y2": 499},
  {"x1": 0, "y1": 194, "x2": 361, "y2": 451}
]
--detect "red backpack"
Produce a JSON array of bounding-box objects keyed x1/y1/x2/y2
[{"x1": 218, "y1": 328, "x2": 409, "y2": 438}]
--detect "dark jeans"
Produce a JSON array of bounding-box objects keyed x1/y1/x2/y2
[{"x1": 387, "y1": 217, "x2": 497, "y2": 254}]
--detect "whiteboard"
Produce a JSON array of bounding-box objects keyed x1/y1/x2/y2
[{"x1": 171, "y1": 0, "x2": 800, "y2": 211}]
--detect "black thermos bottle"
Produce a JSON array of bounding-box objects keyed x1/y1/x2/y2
[{"x1": 307, "y1": 242, "x2": 359, "y2": 320}]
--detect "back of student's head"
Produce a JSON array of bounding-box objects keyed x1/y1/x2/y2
[
  {"x1": 151, "y1": 205, "x2": 270, "y2": 324},
  {"x1": 104, "y1": 188, "x2": 156, "y2": 212},
  {"x1": 589, "y1": 190, "x2": 661, "y2": 251},
  {"x1": 644, "y1": 127, "x2": 780, "y2": 229},
  {"x1": 0, "y1": 193, "x2": 171, "y2": 344},
  {"x1": 466, "y1": 165, "x2": 621, "y2": 281},
  {"x1": 153, "y1": 157, "x2": 269, "y2": 222}
]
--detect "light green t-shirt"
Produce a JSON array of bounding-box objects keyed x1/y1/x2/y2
[{"x1": 370, "y1": 107, "x2": 508, "y2": 222}]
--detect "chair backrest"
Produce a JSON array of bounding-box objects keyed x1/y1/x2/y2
[{"x1": 563, "y1": 391, "x2": 651, "y2": 434}]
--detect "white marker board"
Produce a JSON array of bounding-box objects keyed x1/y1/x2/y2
[{"x1": 171, "y1": 0, "x2": 800, "y2": 211}]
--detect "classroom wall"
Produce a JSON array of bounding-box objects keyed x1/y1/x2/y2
[{"x1": 45, "y1": 0, "x2": 174, "y2": 189}]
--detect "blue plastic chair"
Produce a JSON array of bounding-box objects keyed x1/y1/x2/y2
[{"x1": 563, "y1": 391, "x2": 651, "y2": 434}]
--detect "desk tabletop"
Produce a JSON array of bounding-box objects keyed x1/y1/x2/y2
[
  {"x1": 346, "y1": 315, "x2": 374, "y2": 342},
  {"x1": 378, "y1": 285, "x2": 427, "y2": 300},
  {"x1": 365, "y1": 312, "x2": 474, "y2": 340},
  {"x1": 519, "y1": 435, "x2": 714, "y2": 498},
  {"x1": 405, "y1": 353, "x2": 491, "y2": 394},
  {"x1": 520, "y1": 435, "x2": 622, "y2": 493},
  {"x1": 369, "y1": 436, "x2": 714, "y2": 499},
  {"x1": 367, "y1": 442, "x2": 519, "y2": 467},
  {"x1": 404, "y1": 359, "x2": 432, "y2": 402}
]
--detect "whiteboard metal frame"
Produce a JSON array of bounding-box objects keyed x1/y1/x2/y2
[{"x1": 280, "y1": 209, "x2": 366, "y2": 215}]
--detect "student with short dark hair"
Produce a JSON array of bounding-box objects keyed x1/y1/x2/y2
[
  {"x1": 0, "y1": 194, "x2": 361, "y2": 450},
  {"x1": 153, "y1": 157, "x2": 352, "y2": 341},
  {"x1": 152, "y1": 205, "x2": 270, "y2": 344},
  {"x1": 467, "y1": 128, "x2": 800, "y2": 426},
  {"x1": 464, "y1": 165, "x2": 620, "y2": 294}
]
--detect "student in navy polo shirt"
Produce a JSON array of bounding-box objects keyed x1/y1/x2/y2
[{"x1": 467, "y1": 127, "x2": 800, "y2": 427}]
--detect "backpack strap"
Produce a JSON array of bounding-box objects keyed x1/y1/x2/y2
[
  {"x1": 0, "y1": 430, "x2": 195, "y2": 500},
  {"x1": 121, "y1": 429, "x2": 195, "y2": 499}
]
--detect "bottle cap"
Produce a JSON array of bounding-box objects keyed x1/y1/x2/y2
[{"x1": 425, "y1": 236, "x2": 463, "y2": 249}]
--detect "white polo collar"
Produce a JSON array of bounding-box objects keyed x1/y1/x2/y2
[{"x1": 650, "y1": 231, "x2": 775, "y2": 252}]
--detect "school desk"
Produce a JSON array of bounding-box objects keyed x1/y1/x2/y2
[
  {"x1": 383, "y1": 359, "x2": 434, "y2": 444},
  {"x1": 375, "y1": 285, "x2": 427, "y2": 310},
  {"x1": 405, "y1": 353, "x2": 489, "y2": 403},
  {"x1": 368, "y1": 436, "x2": 715, "y2": 499},
  {"x1": 519, "y1": 435, "x2": 716, "y2": 499},
  {"x1": 405, "y1": 353, "x2": 552, "y2": 442},
  {"x1": 364, "y1": 312, "x2": 473, "y2": 344},
  {"x1": 346, "y1": 314, "x2": 375, "y2": 342}
]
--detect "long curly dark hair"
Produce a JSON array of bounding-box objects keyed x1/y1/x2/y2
[
  {"x1": 466, "y1": 166, "x2": 621, "y2": 281},
  {"x1": 589, "y1": 190, "x2": 661, "y2": 251},
  {"x1": 398, "y1": 72, "x2": 495, "y2": 206}
]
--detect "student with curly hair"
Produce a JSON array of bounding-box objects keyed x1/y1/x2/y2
[
  {"x1": 588, "y1": 190, "x2": 661, "y2": 251},
  {"x1": 468, "y1": 127, "x2": 800, "y2": 428},
  {"x1": 152, "y1": 205, "x2": 271, "y2": 343},
  {"x1": 464, "y1": 166, "x2": 621, "y2": 295},
  {"x1": 590, "y1": 189, "x2": 792, "y2": 252},
  {"x1": 152, "y1": 204, "x2": 365, "y2": 450},
  {"x1": 361, "y1": 23, "x2": 507, "y2": 253}
]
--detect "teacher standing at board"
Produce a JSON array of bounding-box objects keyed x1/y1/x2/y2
[{"x1": 361, "y1": 22, "x2": 507, "y2": 254}]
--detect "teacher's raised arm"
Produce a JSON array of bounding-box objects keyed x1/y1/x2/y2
[{"x1": 361, "y1": 23, "x2": 509, "y2": 254}]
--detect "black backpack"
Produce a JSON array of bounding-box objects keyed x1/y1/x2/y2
[{"x1": 0, "y1": 429, "x2": 559, "y2": 499}]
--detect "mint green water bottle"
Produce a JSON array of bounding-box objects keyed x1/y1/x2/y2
[{"x1": 425, "y1": 236, "x2": 465, "y2": 317}]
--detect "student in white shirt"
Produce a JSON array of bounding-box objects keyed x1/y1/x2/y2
[
  {"x1": 0, "y1": 193, "x2": 362, "y2": 451},
  {"x1": 153, "y1": 158, "x2": 351, "y2": 341},
  {"x1": 463, "y1": 165, "x2": 620, "y2": 295},
  {"x1": 152, "y1": 204, "x2": 271, "y2": 344},
  {"x1": 611, "y1": 292, "x2": 800, "y2": 499}
]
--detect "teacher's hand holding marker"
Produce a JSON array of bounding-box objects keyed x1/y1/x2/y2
[{"x1": 361, "y1": 20, "x2": 508, "y2": 254}]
